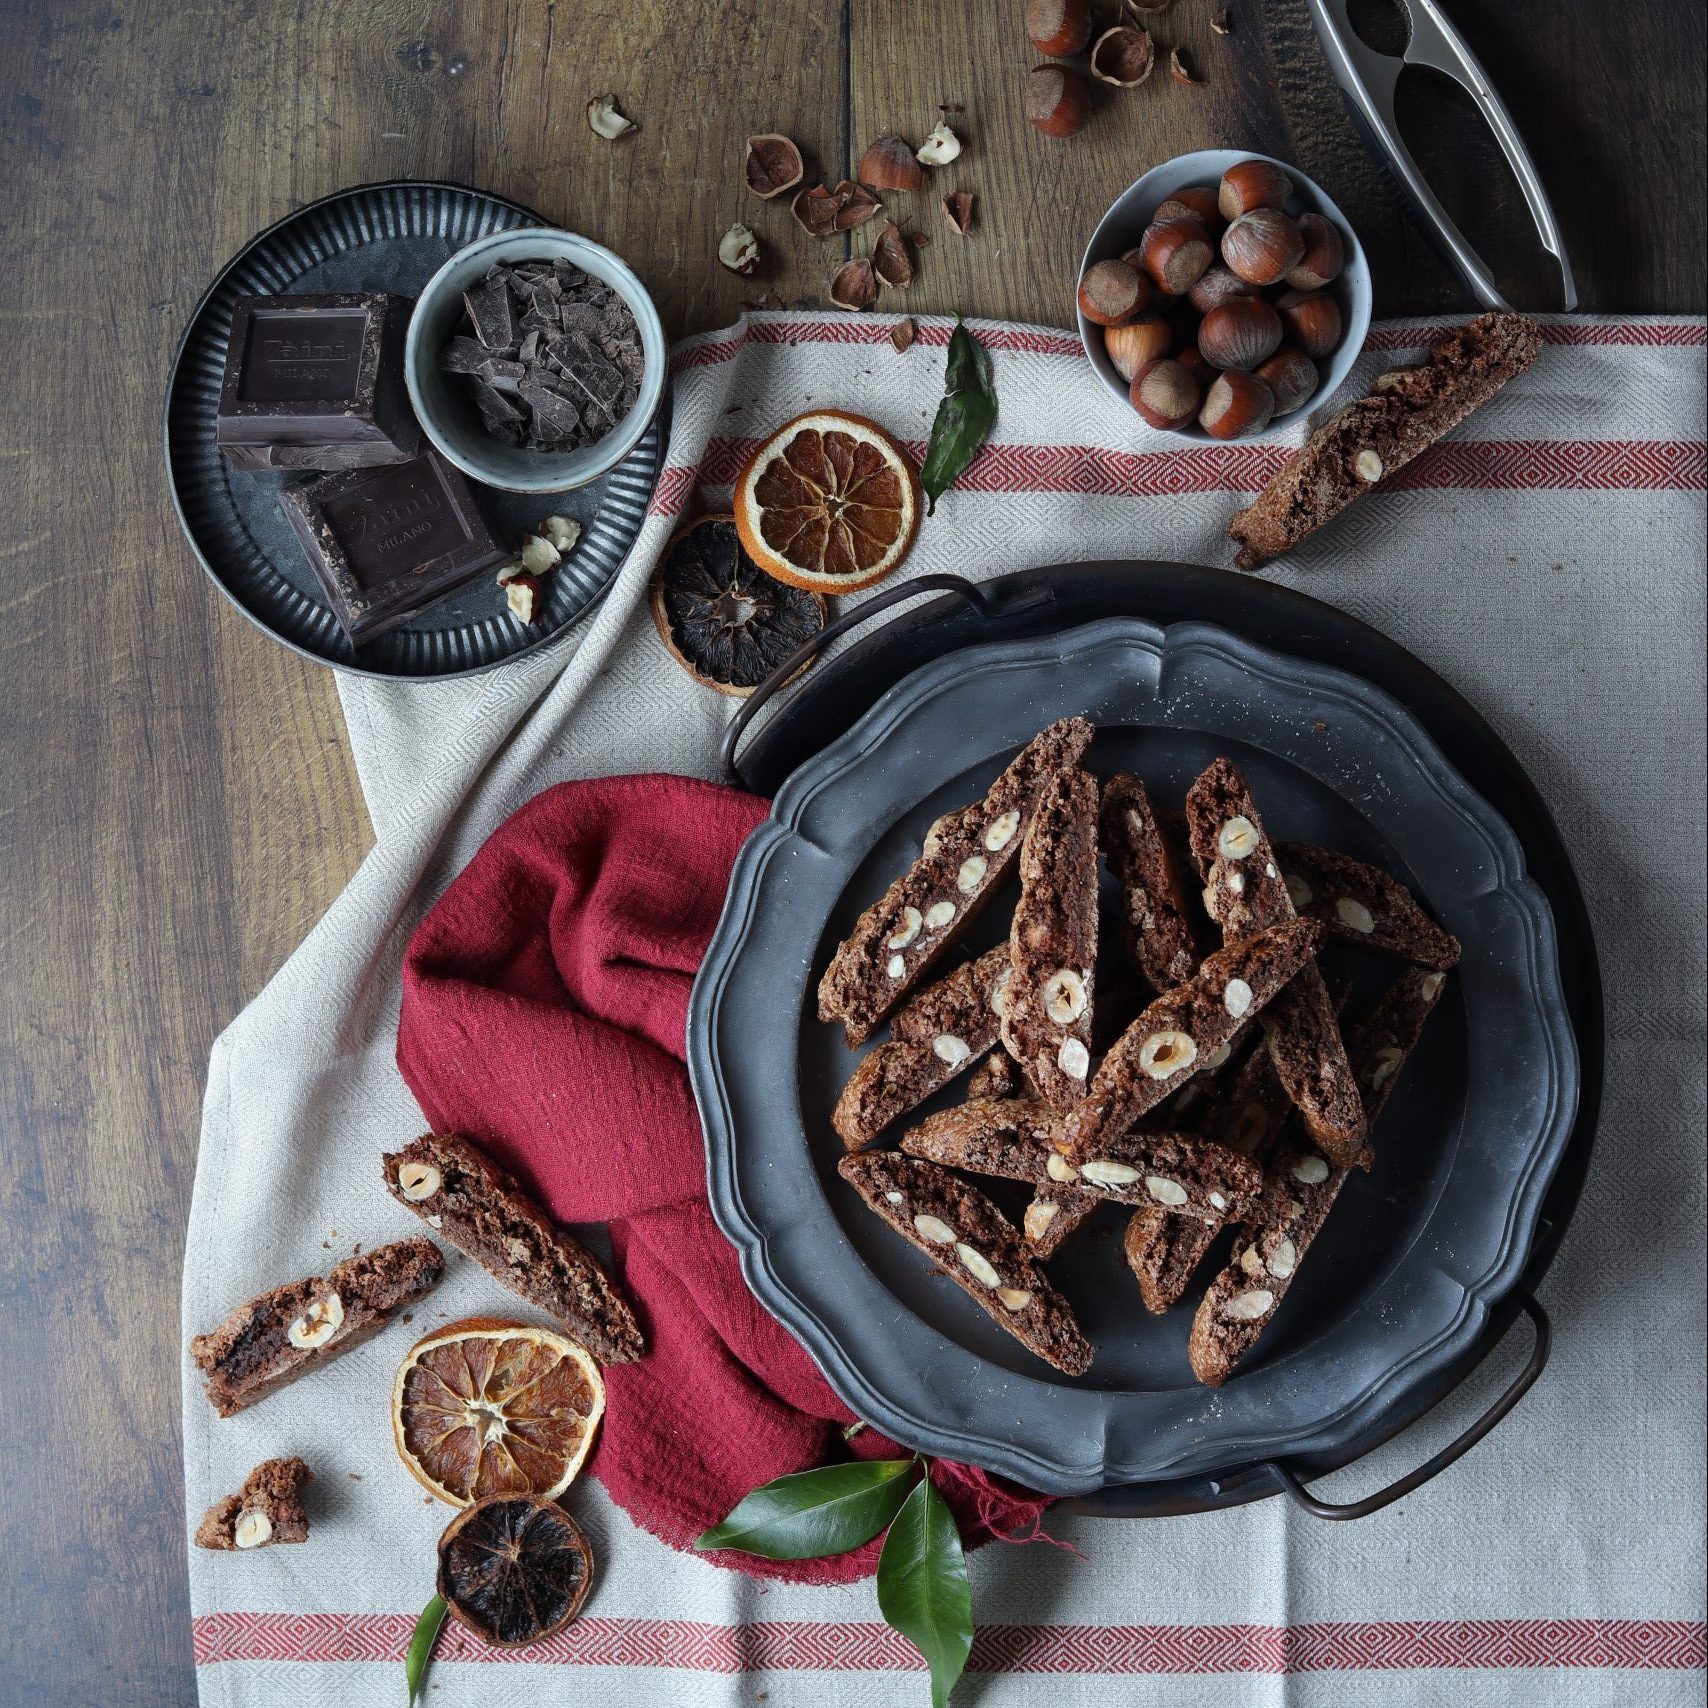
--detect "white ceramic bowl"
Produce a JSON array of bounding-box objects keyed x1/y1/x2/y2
[
  {"x1": 1077, "y1": 148, "x2": 1372, "y2": 443},
  {"x1": 405, "y1": 228, "x2": 667, "y2": 494}
]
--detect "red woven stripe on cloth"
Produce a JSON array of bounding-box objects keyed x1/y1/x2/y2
[{"x1": 193, "y1": 1612, "x2": 1707, "y2": 1673}]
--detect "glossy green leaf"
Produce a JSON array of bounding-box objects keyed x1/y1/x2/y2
[
  {"x1": 694, "y1": 1458, "x2": 917, "y2": 1559},
  {"x1": 876, "y1": 1476, "x2": 973, "y2": 1708},
  {"x1": 405, "y1": 1592, "x2": 448, "y2": 1706},
  {"x1": 920, "y1": 317, "x2": 997, "y2": 515}
]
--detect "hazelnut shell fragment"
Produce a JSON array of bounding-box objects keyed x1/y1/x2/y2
[
  {"x1": 1090, "y1": 25, "x2": 1155, "y2": 87},
  {"x1": 585, "y1": 95, "x2": 636, "y2": 140},
  {"x1": 1025, "y1": 63, "x2": 1092, "y2": 138},
  {"x1": 829, "y1": 257, "x2": 879, "y2": 311},
  {"x1": 890, "y1": 317, "x2": 917, "y2": 352},
  {"x1": 859, "y1": 134, "x2": 928, "y2": 193},
  {"x1": 872, "y1": 222, "x2": 914, "y2": 290},
  {"x1": 1169, "y1": 47, "x2": 1203, "y2": 84},
  {"x1": 744, "y1": 134, "x2": 804, "y2": 200},
  {"x1": 941, "y1": 191, "x2": 975, "y2": 235},
  {"x1": 792, "y1": 181, "x2": 881, "y2": 237}
]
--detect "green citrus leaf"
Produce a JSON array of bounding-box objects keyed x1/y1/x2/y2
[
  {"x1": 876, "y1": 1476, "x2": 973, "y2": 1708},
  {"x1": 694, "y1": 1459, "x2": 917, "y2": 1559},
  {"x1": 405, "y1": 1591, "x2": 448, "y2": 1706},
  {"x1": 920, "y1": 317, "x2": 997, "y2": 515}
]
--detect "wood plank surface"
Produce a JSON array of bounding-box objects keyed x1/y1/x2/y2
[{"x1": 0, "y1": 0, "x2": 1700, "y2": 1701}]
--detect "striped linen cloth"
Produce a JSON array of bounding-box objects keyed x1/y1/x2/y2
[{"x1": 184, "y1": 313, "x2": 1707, "y2": 1706}]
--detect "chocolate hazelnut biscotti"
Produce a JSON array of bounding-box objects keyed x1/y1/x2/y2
[
  {"x1": 1188, "y1": 965, "x2": 1447, "y2": 1385},
  {"x1": 817, "y1": 717, "x2": 1094, "y2": 1045},
  {"x1": 195, "y1": 1457, "x2": 313, "y2": 1551},
  {"x1": 832, "y1": 947, "x2": 1009, "y2": 1150},
  {"x1": 1227, "y1": 311, "x2": 1542, "y2": 570},
  {"x1": 839, "y1": 1152, "x2": 1092, "y2": 1374},
  {"x1": 968, "y1": 1048, "x2": 1030, "y2": 1101},
  {"x1": 1056, "y1": 918, "x2": 1325, "y2": 1160},
  {"x1": 902, "y1": 1099, "x2": 1263, "y2": 1224},
  {"x1": 381, "y1": 1133, "x2": 643, "y2": 1364},
  {"x1": 1187, "y1": 759, "x2": 1370, "y2": 1170},
  {"x1": 1100, "y1": 774, "x2": 1200, "y2": 994},
  {"x1": 191, "y1": 1239, "x2": 443, "y2": 1417},
  {"x1": 1001, "y1": 766, "x2": 1100, "y2": 1111},
  {"x1": 1274, "y1": 842, "x2": 1461, "y2": 970}
]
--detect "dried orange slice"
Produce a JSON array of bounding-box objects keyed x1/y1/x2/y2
[
  {"x1": 392, "y1": 1317, "x2": 604, "y2": 1507},
  {"x1": 733, "y1": 409, "x2": 921, "y2": 593},
  {"x1": 437, "y1": 1495, "x2": 595, "y2": 1648}
]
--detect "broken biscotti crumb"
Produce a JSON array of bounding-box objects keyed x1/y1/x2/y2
[
  {"x1": 1226, "y1": 311, "x2": 1542, "y2": 570},
  {"x1": 817, "y1": 717, "x2": 1094, "y2": 1045},
  {"x1": 839, "y1": 1151, "x2": 1092, "y2": 1374},
  {"x1": 381, "y1": 1133, "x2": 643, "y2": 1364},
  {"x1": 190, "y1": 1239, "x2": 444, "y2": 1417},
  {"x1": 832, "y1": 948, "x2": 1008, "y2": 1151},
  {"x1": 195, "y1": 1457, "x2": 312, "y2": 1551},
  {"x1": 1187, "y1": 965, "x2": 1447, "y2": 1385},
  {"x1": 1001, "y1": 766, "x2": 1100, "y2": 1112}
]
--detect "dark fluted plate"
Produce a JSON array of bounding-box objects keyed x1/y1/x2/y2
[
  {"x1": 690, "y1": 616, "x2": 1578, "y2": 1496},
  {"x1": 163, "y1": 180, "x2": 663, "y2": 678}
]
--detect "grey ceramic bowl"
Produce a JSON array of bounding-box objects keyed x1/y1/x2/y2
[
  {"x1": 1077, "y1": 148, "x2": 1372, "y2": 443},
  {"x1": 405, "y1": 227, "x2": 667, "y2": 494}
]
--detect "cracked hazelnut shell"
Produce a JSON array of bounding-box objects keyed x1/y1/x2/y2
[
  {"x1": 859, "y1": 134, "x2": 928, "y2": 192},
  {"x1": 873, "y1": 222, "x2": 914, "y2": 290},
  {"x1": 941, "y1": 191, "x2": 975, "y2": 235},
  {"x1": 829, "y1": 257, "x2": 879, "y2": 310},
  {"x1": 1090, "y1": 25, "x2": 1155, "y2": 86},
  {"x1": 744, "y1": 134, "x2": 804, "y2": 200}
]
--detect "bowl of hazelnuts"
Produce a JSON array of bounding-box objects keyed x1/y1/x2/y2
[{"x1": 1075, "y1": 148, "x2": 1370, "y2": 441}]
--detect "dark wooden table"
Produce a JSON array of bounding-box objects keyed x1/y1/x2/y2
[{"x1": 0, "y1": 1, "x2": 1701, "y2": 1701}]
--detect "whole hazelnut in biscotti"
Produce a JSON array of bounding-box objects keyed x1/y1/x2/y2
[
  {"x1": 1222, "y1": 208, "x2": 1306, "y2": 287},
  {"x1": 1196, "y1": 297, "x2": 1283, "y2": 371},
  {"x1": 1026, "y1": 0, "x2": 1092, "y2": 56},
  {"x1": 1129, "y1": 358, "x2": 1202, "y2": 430},
  {"x1": 1078, "y1": 258, "x2": 1149, "y2": 327},
  {"x1": 1187, "y1": 264, "x2": 1256, "y2": 316},
  {"x1": 1137, "y1": 216, "x2": 1214, "y2": 295},
  {"x1": 1275, "y1": 288, "x2": 1344, "y2": 359},
  {"x1": 1286, "y1": 213, "x2": 1346, "y2": 290},
  {"x1": 1153, "y1": 185, "x2": 1223, "y2": 231},
  {"x1": 1104, "y1": 314, "x2": 1174, "y2": 381},
  {"x1": 1218, "y1": 158, "x2": 1293, "y2": 222},
  {"x1": 1254, "y1": 346, "x2": 1320, "y2": 415},
  {"x1": 1199, "y1": 370, "x2": 1276, "y2": 439},
  {"x1": 1026, "y1": 64, "x2": 1092, "y2": 138}
]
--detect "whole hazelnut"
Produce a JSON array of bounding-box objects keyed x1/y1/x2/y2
[
  {"x1": 1200, "y1": 370, "x2": 1276, "y2": 439},
  {"x1": 1154, "y1": 185, "x2": 1223, "y2": 230},
  {"x1": 1176, "y1": 343, "x2": 1217, "y2": 387},
  {"x1": 1222, "y1": 208, "x2": 1306, "y2": 286},
  {"x1": 1104, "y1": 314, "x2": 1174, "y2": 380},
  {"x1": 1197, "y1": 297, "x2": 1283, "y2": 371},
  {"x1": 1137, "y1": 216, "x2": 1214, "y2": 295},
  {"x1": 1254, "y1": 345, "x2": 1320, "y2": 414},
  {"x1": 1078, "y1": 258, "x2": 1148, "y2": 327},
  {"x1": 1218, "y1": 158, "x2": 1293, "y2": 221},
  {"x1": 1276, "y1": 288, "x2": 1343, "y2": 358},
  {"x1": 1287, "y1": 213, "x2": 1346, "y2": 290},
  {"x1": 1026, "y1": 63, "x2": 1092, "y2": 138},
  {"x1": 1026, "y1": 0, "x2": 1092, "y2": 56},
  {"x1": 1187, "y1": 264, "x2": 1258, "y2": 316},
  {"x1": 1129, "y1": 358, "x2": 1202, "y2": 430}
]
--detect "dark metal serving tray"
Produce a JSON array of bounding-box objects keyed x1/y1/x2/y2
[
  {"x1": 691, "y1": 562, "x2": 1601, "y2": 1520},
  {"x1": 163, "y1": 180, "x2": 664, "y2": 679}
]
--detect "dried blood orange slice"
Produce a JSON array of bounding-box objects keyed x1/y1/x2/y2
[
  {"x1": 392, "y1": 1317, "x2": 604, "y2": 1507},
  {"x1": 437, "y1": 1494, "x2": 595, "y2": 1648},
  {"x1": 733, "y1": 410, "x2": 921, "y2": 593}
]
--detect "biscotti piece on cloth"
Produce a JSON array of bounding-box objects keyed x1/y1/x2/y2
[
  {"x1": 839, "y1": 1151, "x2": 1092, "y2": 1375},
  {"x1": 817, "y1": 716, "x2": 1093, "y2": 1044},
  {"x1": 1101, "y1": 773, "x2": 1200, "y2": 993},
  {"x1": 1057, "y1": 918, "x2": 1325, "y2": 1159},
  {"x1": 1227, "y1": 310, "x2": 1542, "y2": 569},
  {"x1": 1187, "y1": 758, "x2": 1370, "y2": 1169},
  {"x1": 194, "y1": 1457, "x2": 312, "y2": 1551},
  {"x1": 1189, "y1": 965, "x2": 1446, "y2": 1385},
  {"x1": 381, "y1": 1131, "x2": 644, "y2": 1363},
  {"x1": 1002, "y1": 765, "x2": 1100, "y2": 1110},
  {"x1": 189, "y1": 1238, "x2": 443, "y2": 1416},
  {"x1": 902, "y1": 1097, "x2": 1263, "y2": 1223},
  {"x1": 831, "y1": 946, "x2": 1009, "y2": 1150},
  {"x1": 397, "y1": 773, "x2": 1050, "y2": 1583},
  {"x1": 1274, "y1": 840, "x2": 1461, "y2": 969}
]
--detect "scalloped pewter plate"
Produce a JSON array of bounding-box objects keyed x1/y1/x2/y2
[{"x1": 689, "y1": 617, "x2": 1578, "y2": 1496}]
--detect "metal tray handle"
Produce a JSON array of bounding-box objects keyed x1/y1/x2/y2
[{"x1": 1271, "y1": 1287, "x2": 1550, "y2": 1520}]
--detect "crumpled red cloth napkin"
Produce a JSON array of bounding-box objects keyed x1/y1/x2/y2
[{"x1": 397, "y1": 773, "x2": 1050, "y2": 1584}]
